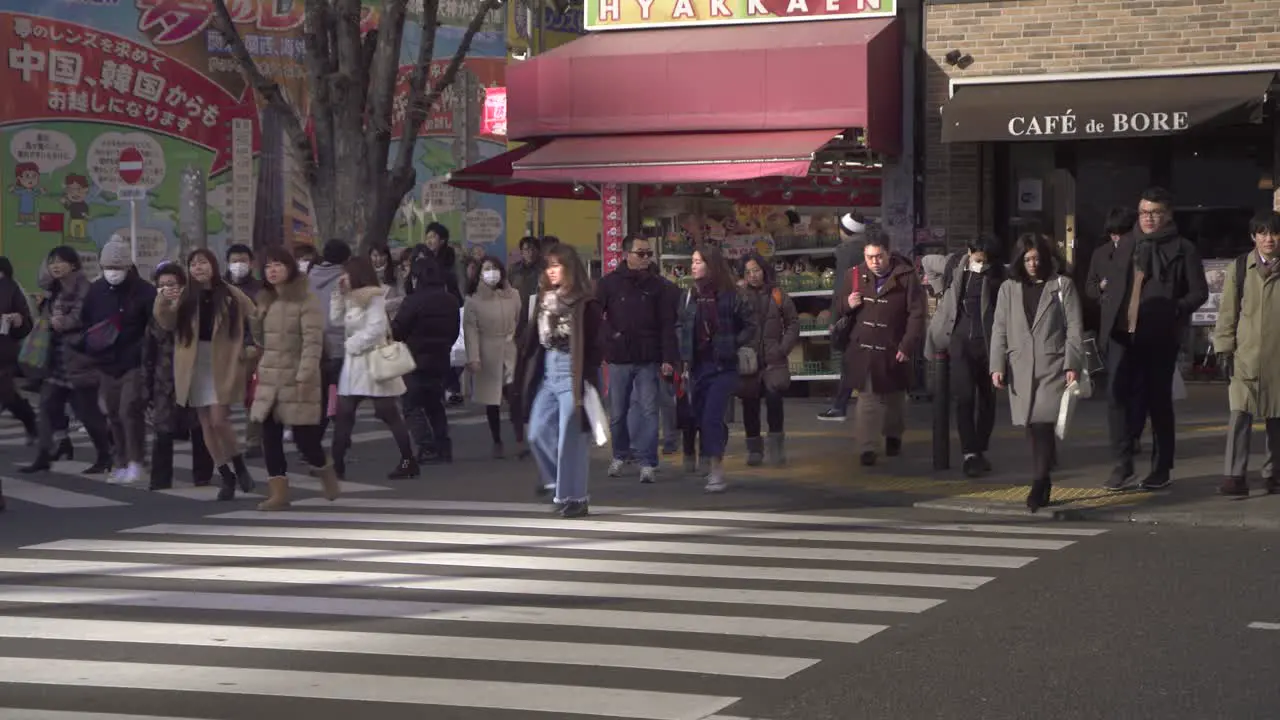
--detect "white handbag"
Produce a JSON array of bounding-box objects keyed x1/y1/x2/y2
[{"x1": 367, "y1": 334, "x2": 416, "y2": 382}]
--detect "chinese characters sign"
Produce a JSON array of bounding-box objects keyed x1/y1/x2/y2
[
  {"x1": 584, "y1": 0, "x2": 896, "y2": 31},
  {"x1": 2, "y1": 12, "x2": 256, "y2": 174},
  {"x1": 601, "y1": 183, "x2": 625, "y2": 273}
]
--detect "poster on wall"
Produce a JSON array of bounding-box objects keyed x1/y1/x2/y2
[{"x1": 1192, "y1": 258, "x2": 1234, "y2": 327}]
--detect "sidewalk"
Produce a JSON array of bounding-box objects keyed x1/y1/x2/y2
[{"x1": 719, "y1": 382, "x2": 1280, "y2": 530}]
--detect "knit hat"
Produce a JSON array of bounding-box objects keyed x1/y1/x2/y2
[{"x1": 99, "y1": 236, "x2": 132, "y2": 268}]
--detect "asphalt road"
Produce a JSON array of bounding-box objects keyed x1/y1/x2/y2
[{"x1": 0, "y1": 402, "x2": 1277, "y2": 720}]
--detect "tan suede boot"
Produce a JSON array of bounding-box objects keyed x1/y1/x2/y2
[
  {"x1": 313, "y1": 462, "x2": 341, "y2": 501},
  {"x1": 256, "y1": 476, "x2": 290, "y2": 511}
]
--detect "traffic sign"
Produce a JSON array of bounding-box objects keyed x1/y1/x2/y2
[
  {"x1": 117, "y1": 147, "x2": 144, "y2": 185},
  {"x1": 118, "y1": 185, "x2": 146, "y2": 201}
]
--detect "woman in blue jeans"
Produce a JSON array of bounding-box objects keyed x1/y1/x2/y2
[
  {"x1": 678, "y1": 243, "x2": 757, "y2": 492},
  {"x1": 516, "y1": 243, "x2": 604, "y2": 518}
]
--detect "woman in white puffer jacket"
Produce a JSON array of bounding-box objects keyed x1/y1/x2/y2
[{"x1": 329, "y1": 256, "x2": 418, "y2": 480}]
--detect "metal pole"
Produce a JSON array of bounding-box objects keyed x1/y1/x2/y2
[
  {"x1": 931, "y1": 354, "x2": 950, "y2": 470},
  {"x1": 129, "y1": 199, "x2": 138, "y2": 264}
]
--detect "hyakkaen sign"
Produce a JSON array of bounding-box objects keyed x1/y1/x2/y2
[{"x1": 1007, "y1": 110, "x2": 1191, "y2": 138}]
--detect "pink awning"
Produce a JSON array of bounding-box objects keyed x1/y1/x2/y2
[
  {"x1": 510, "y1": 129, "x2": 843, "y2": 184},
  {"x1": 444, "y1": 141, "x2": 600, "y2": 200}
]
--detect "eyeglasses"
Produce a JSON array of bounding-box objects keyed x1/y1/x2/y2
[{"x1": 631, "y1": 250, "x2": 653, "y2": 258}]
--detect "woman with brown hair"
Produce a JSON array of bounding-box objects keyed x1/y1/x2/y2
[
  {"x1": 677, "y1": 243, "x2": 758, "y2": 492},
  {"x1": 251, "y1": 246, "x2": 337, "y2": 510},
  {"x1": 330, "y1": 256, "x2": 418, "y2": 479},
  {"x1": 464, "y1": 255, "x2": 525, "y2": 458},
  {"x1": 154, "y1": 248, "x2": 257, "y2": 500},
  {"x1": 515, "y1": 243, "x2": 604, "y2": 518}
]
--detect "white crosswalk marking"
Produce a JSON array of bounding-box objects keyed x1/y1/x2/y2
[{"x1": 0, "y1": 499, "x2": 1106, "y2": 719}]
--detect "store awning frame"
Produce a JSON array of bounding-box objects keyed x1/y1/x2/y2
[
  {"x1": 940, "y1": 71, "x2": 1277, "y2": 144},
  {"x1": 444, "y1": 141, "x2": 602, "y2": 201}
]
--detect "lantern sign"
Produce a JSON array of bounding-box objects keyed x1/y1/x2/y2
[{"x1": 482, "y1": 86, "x2": 507, "y2": 137}]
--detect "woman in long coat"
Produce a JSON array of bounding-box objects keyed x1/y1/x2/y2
[
  {"x1": 251, "y1": 246, "x2": 337, "y2": 510},
  {"x1": 989, "y1": 232, "x2": 1083, "y2": 513},
  {"x1": 464, "y1": 255, "x2": 524, "y2": 458},
  {"x1": 736, "y1": 252, "x2": 799, "y2": 466}
]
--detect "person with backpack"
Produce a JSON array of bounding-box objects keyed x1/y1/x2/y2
[
  {"x1": 1106, "y1": 187, "x2": 1208, "y2": 492},
  {"x1": 924, "y1": 234, "x2": 1006, "y2": 477},
  {"x1": 1211, "y1": 211, "x2": 1280, "y2": 497},
  {"x1": 736, "y1": 251, "x2": 800, "y2": 466}
]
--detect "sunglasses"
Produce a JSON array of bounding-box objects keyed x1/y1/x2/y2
[{"x1": 632, "y1": 250, "x2": 654, "y2": 258}]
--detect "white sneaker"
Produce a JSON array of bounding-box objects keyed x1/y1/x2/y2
[
  {"x1": 607, "y1": 459, "x2": 625, "y2": 477},
  {"x1": 105, "y1": 467, "x2": 126, "y2": 484},
  {"x1": 108, "y1": 464, "x2": 141, "y2": 486},
  {"x1": 284, "y1": 428, "x2": 294, "y2": 443},
  {"x1": 704, "y1": 477, "x2": 728, "y2": 493},
  {"x1": 639, "y1": 466, "x2": 657, "y2": 484}
]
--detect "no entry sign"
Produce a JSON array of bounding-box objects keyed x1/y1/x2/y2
[{"x1": 117, "y1": 147, "x2": 145, "y2": 185}]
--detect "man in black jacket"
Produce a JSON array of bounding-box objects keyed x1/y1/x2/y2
[
  {"x1": 83, "y1": 237, "x2": 157, "y2": 485},
  {"x1": 596, "y1": 234, "x2": 679, "y2": 483},
  {"x1": 1085, "y1": 206, "x2": 1141, "y2": 483},
  {"x1": 1107, "y1": 187, "x2": 1208, "y2": 491},
  {"x1": 392, "y1": 253, "x2": 461, "y2": 464}
]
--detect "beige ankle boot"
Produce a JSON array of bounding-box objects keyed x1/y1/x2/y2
[
  {"x1": 313, "y1": 462, "x2": 341, "y2": 501},
  {"x1": 256, "y1": 476, "x2": 290, "y2": 511}
]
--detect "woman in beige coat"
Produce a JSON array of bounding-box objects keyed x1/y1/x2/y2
[
  {"x1": 154, "y1": 248, "x2": 257, "y2": 501},
  {"x1": 250, "y1": 246, "x2": 338, "y2": 511},
  {"x1": 464, "y1": 255, "x2": 525, "y2": 458}
]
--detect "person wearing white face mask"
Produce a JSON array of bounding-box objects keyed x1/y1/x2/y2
[
  {"x1": 463, "y1": 256, "x2": 525, "y2": 458},
  {"x1": 925, "y1": 234, "x2": 1007, "y2": 477},
  {"x1": 81, "y1": 237, "x2": 157, "y2": 485}
]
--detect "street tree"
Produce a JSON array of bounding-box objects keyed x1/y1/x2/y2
[{"x1": 211, "y1": 0, "x2": 505, "y2": 252}]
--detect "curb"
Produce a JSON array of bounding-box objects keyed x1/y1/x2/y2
[{"x1": 914, "y1": 496, "x2": 1280, "y2": 530}]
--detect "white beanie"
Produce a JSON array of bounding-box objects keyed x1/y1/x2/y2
[{"x1": 839, "y1": 213, "x2": 866, "y2": 236}]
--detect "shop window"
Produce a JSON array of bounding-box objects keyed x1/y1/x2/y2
[{"x1": 1169, "y1": 125, "x2": 1274, "y2": 259}]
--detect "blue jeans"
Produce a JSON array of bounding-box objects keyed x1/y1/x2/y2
[
  {"x1": 691, "y1": 363, "x2": 737, "y2": 460},
  {"x1": 607, "y1": 362, "x2": 659, "y2": 468},
  {"x1": 528, "y1": 349, "x2": 590, "y2": 503}
]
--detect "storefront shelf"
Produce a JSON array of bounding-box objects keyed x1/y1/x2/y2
[
  {"x1": 790, "y1": 373, "x2": 841, "y2": 382},
  {"x1": 790, "y1": 289, "x2": 834, "y2": 298},
  {"x1": 799, "y1": 328, "x2": 830, "y2": 337}
]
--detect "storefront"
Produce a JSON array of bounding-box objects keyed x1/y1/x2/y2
[
  {"x1": 449, "y1": 1, "x2": 914, "y2": 386},
  {"x1": 923, "y1": 0, "x2": 1280, "y2": 368}
]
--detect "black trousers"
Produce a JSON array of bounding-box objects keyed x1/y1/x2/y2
[
  {"x1": 741, "y1": 386, "x2": 784, "y2": 437},
  {"x1": 485, "y1": 384, "x2": 524, "y2": 444},
  {"x1": 1111, "y1": 339, "x2": 1178, "y2": 471},
  {"x1": 261, "y1": 416, "x2": 326, "y2": 477},
  {"x1": 405, "y1": 369, "x2": 450, "y2": 445},
  {"x1": 38, "y1": 383, "x2": 110, "y2": 458},
  {"x1": 950, "y1": 337, "x2": 996, "y2": 455},
  {"x1": 1028, "y1": 422, "x2": 1056, "y2": 482}
]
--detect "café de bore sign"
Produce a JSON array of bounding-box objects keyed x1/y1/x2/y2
[{"x1": 1007, "y1": 110, "x2": 1191, "y2": 138}]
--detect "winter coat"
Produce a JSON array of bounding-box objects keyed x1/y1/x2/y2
[
  {"x1": 1126, "y1": 225, "x2": 1208, "y2": 348},
  {"x1": 595, "y1": 265, "x2": 680, "y2": 365},
  {"x1": 1084, "y1": 233, "x2": 1137, "y2": 358},
  {"x1": 989, "y1": 275, "x2": 1084, "y2": 426},
  {"x1": 0, "y1": 275, "x2": 33, "y2": 374},
  {"x1": 250, "y1": 274, "x2": 325, "y2": 426},
  {"x1": 738, "y1": 283, "x2": 799, "y2": 397},
  {"x1": 839, "y1": 258, "x2": 926, "y2": 394},
  {"x1": 676, "y1": 286, "x2": 758, "y2": 372},
  {"x1": 82, "y1": 272, "x2": 157, "y2": 377},
  {"x1": 514, "y1": 292, "x2": 605, "y2": 434},
  {"x1": 925, "y1": 259, "x2": 1004, "y2": 357},
  {"x1": 332, "y1": 285, "x2": 406, "y2": 398},
  {"x1": 307, "y1": 262, "x2": 346, "y2": 360},
  {"x1": 39, "y1": 271, "x2": 96, "y2": 389},
  {"x1": 153, "y1": 284, "x2": 256, "y2": 407},
  {"x1": 829, "y1": 237, "x2": 867, "y2": 317},
  {"x1": 509, "y1": 256, "x2": 543, "y2": 342},
  {"x1": 392, "y1": 256, "x2": 461, "y2": 381},
  {"x1": 142, "y1": 316, "x2": 181, "y2": 434},
  {"x1": 464, "y1": 281, "x2": 522, "y2": 406},
  {"x1": 1212, "y1": 252, "x2": 1280, "y2": 418}
]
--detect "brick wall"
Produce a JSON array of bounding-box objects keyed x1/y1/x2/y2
[{"x1": 923, "y1": 0, "x2": 1280, "y2": 247}]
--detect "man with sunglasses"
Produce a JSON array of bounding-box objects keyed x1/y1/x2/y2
[{"x1": 596, "y1": 234, "x2": 680, "y2": 483}]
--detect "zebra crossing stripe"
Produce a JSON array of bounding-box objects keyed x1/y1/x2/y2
[
  {"x1": 0, "y1": 476, "x2": 126, "y2": 508},
  {"x1": 0, "y1": 615, "x2": 817, "y2": 679},
  {"x1": 0, "y1": 657, "x2": 741, "y2": 719},
  {"x1": 207, "y1": 511, "x2": 1034, "y2": 570},
  {"x1": 117, "y1": 525, "x2": 966, "y2": 600},
  {"x1": 0, "y1": 712, "x2": 209, "y2": 720},
  {"x1": 0, "y1": 579, "x2": 887, "y2": 643}
]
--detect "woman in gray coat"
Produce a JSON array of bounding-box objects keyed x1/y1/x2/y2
[{"x1": 989, "y1": 233, "x2": 1083, "y2": 513}]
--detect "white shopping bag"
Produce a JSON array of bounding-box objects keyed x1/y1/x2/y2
[
  {"x1": 1055, "y1": 379, "x2": 1088, "y2": 440},
  {"x1": 583, "y1": 383, "x2": 609, "y2": 447},
  {"x1": 449, "y1": 307, "x2": 466, "y2": 367},
  {"x1": 1172, "y1": 366, "x2": 1187, "y2": 401}
]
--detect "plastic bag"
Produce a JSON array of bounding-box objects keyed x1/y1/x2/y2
[
  {"x1": 583, "y1": 383, "x2": 609, "y2": 447},
  {"x1": 449, "y1": 307, "x2": 466, "y2": 368},
  {"x1": 1055, "y1": 378, "x2": 1090, "y2": 440}
]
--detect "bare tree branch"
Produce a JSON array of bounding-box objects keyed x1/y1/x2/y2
[
  {"x1": 364, "y1": 0, "x2": 410, "y2": 192},
  {"x1": 209, "y1": 0, "x2": 315, "y2": 184}
]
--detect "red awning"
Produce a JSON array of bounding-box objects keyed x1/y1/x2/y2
[
  {"x1": 510, "y1": 129, "x2": 842, "y2": 184},
  {"x1": 444, "y1": 141, "x2": 600, "y2": 200},
  {"x1": 507, "y1": 17, "x2": 902, "y2": 154}
]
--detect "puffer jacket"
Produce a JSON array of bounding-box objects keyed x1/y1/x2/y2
[{"x1": 250, "y1": 274, "x2": 325, "y2": 426}]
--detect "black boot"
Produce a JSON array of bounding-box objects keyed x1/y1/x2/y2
[
  {"x1": 216, "y1": 464, "x2": 238, "y2": 501},
  {"x1": 149, "y1": 433, "x2": 175, "y2": 490},
  {"x1": 744, "y1": 436, "x2": 764, "y2": 467},
  {"x1": 388, "y1": 457, "x2": 420, "y2": 479},
  {"x1": 422, "y1": 437, "x2": 452, "y2": 464},
  {"x1": 18, "y1": 449, "x2": 53, "y2": 474},
  {"x1": 231, "y1": 454, "x2": 255, "y2": 492},
  {"x1": 81, "y1": 454, "x2": 112, "y2": 475}
]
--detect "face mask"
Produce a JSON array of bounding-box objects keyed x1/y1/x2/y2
[
  {"x1": 297, "y1": 260, "x2": 311, "y2": 274},
  {"x1": 103, "y1": 269, "x2": 127, "y2": 286},
  {"x1": 969, "y1": 261, "x2": 987, "y2": 273},
  {"x1": 229, "y1": 262, "x2": 250, "y2": 280},
  {"x1": 481, "y1": 269, "x2": 501, "y2": 286}
]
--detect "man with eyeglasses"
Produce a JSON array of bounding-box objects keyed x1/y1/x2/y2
[
  {"x1": 1106, "y1": 187, "x2": 1207, "y2": 491},
  {"x1": 596, "y1": 234, "x2": 680, "y2": 483}
]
